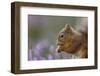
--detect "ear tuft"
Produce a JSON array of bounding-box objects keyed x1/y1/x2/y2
[{"x1": 65, "y1": 24, "x2": 71, "y2": 31}]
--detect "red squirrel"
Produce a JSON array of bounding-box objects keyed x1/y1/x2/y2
[{"x1": 56, "y1": 24, "x2": 88, "y2": 58}]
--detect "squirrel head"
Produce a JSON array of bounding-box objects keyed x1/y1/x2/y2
[
  {"x1": 57, "y1": 24, "x2": 73, "y2": 42},
  {"x1": 56, "y1": 24, "x2": 74, "y2": 53},
  {"x1": 56, "y1": 24, "x2": 81, "y2": 54}
]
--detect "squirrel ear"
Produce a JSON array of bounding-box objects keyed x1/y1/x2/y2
[{"x1": 65, "y1": 24, "x2": 71, "y2": 31}]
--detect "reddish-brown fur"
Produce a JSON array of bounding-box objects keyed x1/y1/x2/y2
[{"x1": 56, "y1": 24, "x2": 88, "y2": 58}]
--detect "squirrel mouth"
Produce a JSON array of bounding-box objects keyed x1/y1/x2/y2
[
  {"x1": 56, "y1": 46, "x2": 62, "y2": 53},
  {"x1": 58, "y1": 49, "x2": 62, "y2": 53}
]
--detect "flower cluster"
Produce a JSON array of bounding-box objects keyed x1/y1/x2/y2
[{"x1": 28, "y1": 39, "x2": 72, "y2": 61}]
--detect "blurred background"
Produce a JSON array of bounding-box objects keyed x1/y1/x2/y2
[{"x1": 28, "y1": 15, "x2": 87, "y2": 61}]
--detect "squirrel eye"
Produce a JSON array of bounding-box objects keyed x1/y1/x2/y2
[{"x1": 60, "y1": 34, "x2": 64, "y2": 38}]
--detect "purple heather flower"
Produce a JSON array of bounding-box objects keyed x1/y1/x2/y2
[
  {"x1": 48, "y1": 54, "x2": 54, "y2": 60},
  {"x1": 33, "y1": 40, "x2": 48, "y2": 55},
  {"x1": 33, "y1": 57, "x2": 38, "y2": 60}
]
